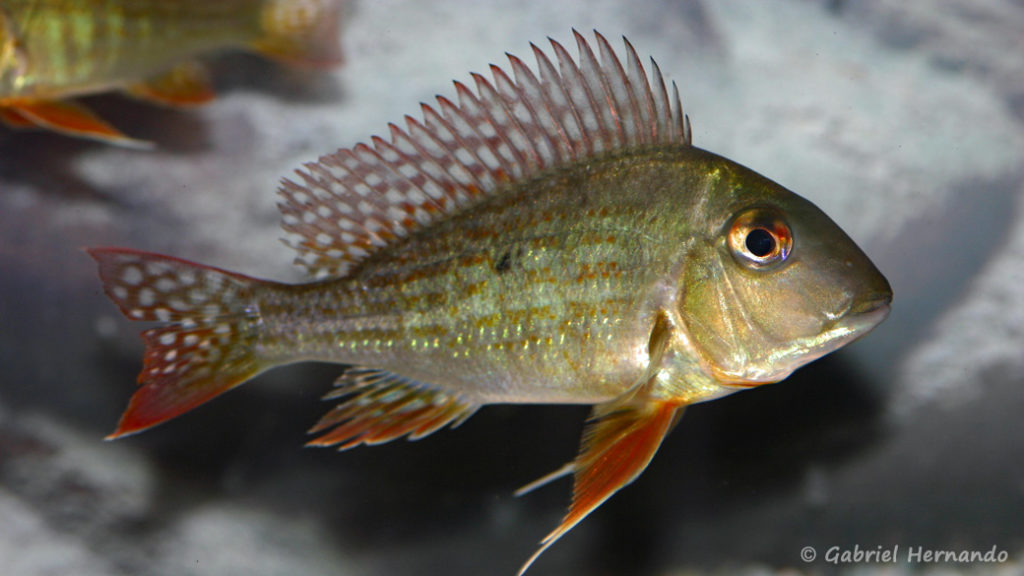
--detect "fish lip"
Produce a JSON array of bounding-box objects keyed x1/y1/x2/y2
[
  {"x1": 836, "y1": 298, "x2": 891, "y2": 334},
  {"x1": 848, "y1": 292, "x2": 893, "y2": 317}
]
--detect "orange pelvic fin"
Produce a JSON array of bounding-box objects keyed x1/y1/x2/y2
[
  {"x1": 518, "y1": 398, "x2": 684, "y2": 575},
  {"x1": 127, "y1": 61, "x2": 215, "y2": 107},
  {"x1": 87, "y1": 248, "x2": 270, "y2": 438},
  {"x1": 9, "y1": 99, "x2": 152, "y2": 148},
  {"x1": 253, "y1": 0, "x2": 345, "y2": 67},
  {"x1": 307, "y1": 368, "x2": 480, "y2": 450}
]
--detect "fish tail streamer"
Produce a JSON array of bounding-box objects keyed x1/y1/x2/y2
[
  {"x1": 88, "y1": 247, "x2": 273, "y2": 438},
  {"x1": 254, "y1": 0, "x2": 345, "y2": 66}
]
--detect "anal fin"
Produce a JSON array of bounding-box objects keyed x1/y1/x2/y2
[
  {"x1": 127, "y1": 61, "x2": 215, "y2": 107},
  {"x1": 307, "y1": 368, "x2": 479, "y2": 450},
  {"x1": 518, "y1": 398, "x2": 684, "y2": 575}
]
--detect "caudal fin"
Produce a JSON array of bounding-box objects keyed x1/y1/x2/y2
[
  {"x1": 253, "y1": 0, "x2": 346, "y2": 67},
  {"x1": 88, "y1": 248, "x2": 270, "y2": 438}
]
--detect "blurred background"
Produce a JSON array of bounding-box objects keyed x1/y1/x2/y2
[{"x1": 1, "y1": 1, "x2": 1022, "y2": 575}]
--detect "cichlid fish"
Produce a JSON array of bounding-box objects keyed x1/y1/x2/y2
[
  {"x1": 88, "y1": 30, "x2": 892, "y2": 573},
  {"x1": 0, "y1": 0, "x2": 344, "y2": 145}
]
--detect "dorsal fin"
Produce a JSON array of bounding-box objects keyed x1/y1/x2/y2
[{"x1": 278, "y1": 30, "x2": 692, "y2": 279}]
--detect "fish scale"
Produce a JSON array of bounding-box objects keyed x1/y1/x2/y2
[{"x1": 88, "y1": 31, "x2": 891, "y2": 574}]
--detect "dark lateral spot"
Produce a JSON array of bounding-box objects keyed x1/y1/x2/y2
[{"x1": 495, "y1": 251, "x2": 512, "y2": 274}]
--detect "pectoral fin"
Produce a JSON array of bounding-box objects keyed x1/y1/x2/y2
[
  {"x1": 518, "y1": 398, "x2": 684, "y2": 575},
  {"x1": 127, "y1": 61, "x2": 214, "y2": 107},
  {"x1": 8, "y1": 99, "x2": 151, "y2": 148}
]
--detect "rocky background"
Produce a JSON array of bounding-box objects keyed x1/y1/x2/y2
[{"x1": 1, "y1": 1, "x2": 1023, "y2": 575}]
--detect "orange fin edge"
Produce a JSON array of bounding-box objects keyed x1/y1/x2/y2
[
  {"x1": 11, "y1": 99, "x2": 152, "y2": 148},
  {"x1": 518, "y1": 399, "x2": 684, "y2": 575}
]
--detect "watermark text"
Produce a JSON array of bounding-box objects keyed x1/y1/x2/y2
[{"x1": 799, "y1": 544, "x2": 1009, "y2": 565}]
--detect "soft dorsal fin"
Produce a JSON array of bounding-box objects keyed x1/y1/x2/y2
[{"x1": 278, "y1": 30, "x2": 692, "y2": 279}]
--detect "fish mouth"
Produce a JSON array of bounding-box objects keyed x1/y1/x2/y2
[
  {"x1": 837, "y1": 295, "x2": 891, "y2": 333},
  {"x1": 721, "y1": 293, "x2": 892, "y2": 389}
]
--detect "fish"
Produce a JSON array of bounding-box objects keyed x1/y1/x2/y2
[
  {"x1": 0, "y1": 0, "x2": 344, "y2": 146},
  {"x1": 87, "y1": 30, "x2": 892, "y2": 573}
]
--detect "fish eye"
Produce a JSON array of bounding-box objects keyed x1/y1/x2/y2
[{"x1": 728, "y1": 208, "x2": 793, "y2": 268}]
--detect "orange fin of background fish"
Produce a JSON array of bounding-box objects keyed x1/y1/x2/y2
[
  {"x1": 0, "y1": 107, "x2": 36, "y2": 129},
  {"x1": 252, "y1": 0, "x2": 345, "y2": 67},
  {"x1": 517, "y1": 399, "x2": 684, "y2": 575},
  {"x1": 306, "y1": 367, "x2": 480, "y2": 450},
  {"x1": 10, "y1": 99, "x2": 152, "y2": 148},
  {"x1": 87, "y1": 247, "x2": 270, "y2": 438},
  {"x1": 127, "y1": 61, "x2": 215, "y2": 107},
  {"x1": 278, "y1": 29, "x2": 690, "y2": 280}
]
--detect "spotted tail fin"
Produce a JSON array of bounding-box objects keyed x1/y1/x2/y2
[{"x1": 87, "y1": 248, "x2": 271, "y2": 438}]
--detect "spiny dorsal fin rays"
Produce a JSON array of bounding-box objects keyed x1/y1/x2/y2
[{"x1": 278, "y1": 30, "x2": 691, "y2": 279}]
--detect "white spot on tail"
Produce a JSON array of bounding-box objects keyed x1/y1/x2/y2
[
  {"x1": 122, "y1": 266, "x2": 143, "y2": 286},
  {"x1": 155, "y1": 277, "x2": 177, "y2": 293},
  {"x1": 138, "y1": 288, "x2": 156, "y2": 307}
]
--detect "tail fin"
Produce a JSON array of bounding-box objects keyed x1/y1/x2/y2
[
  {"x1": 87, "y1": 248, "x2": 270, "y2": 438},
  {"x1": 253, "y1": 0, "x2": 345, "y2": 67}
]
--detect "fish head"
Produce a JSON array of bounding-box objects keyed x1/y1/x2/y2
[{"x1": 678, "y1": 150, "x2": 892, "y2": 387}]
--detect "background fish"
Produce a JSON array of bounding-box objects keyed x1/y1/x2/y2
[
  {"x1": 0, "y1": 0, "x2": 344, "y2": 145},
  {"x1": 88, "y1": 30, "x2": 891, "y2": 573}
]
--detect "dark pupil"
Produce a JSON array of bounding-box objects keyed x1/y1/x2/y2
[{"x1": 745, "y1": 228, "x2": 776, "y2": 258}]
